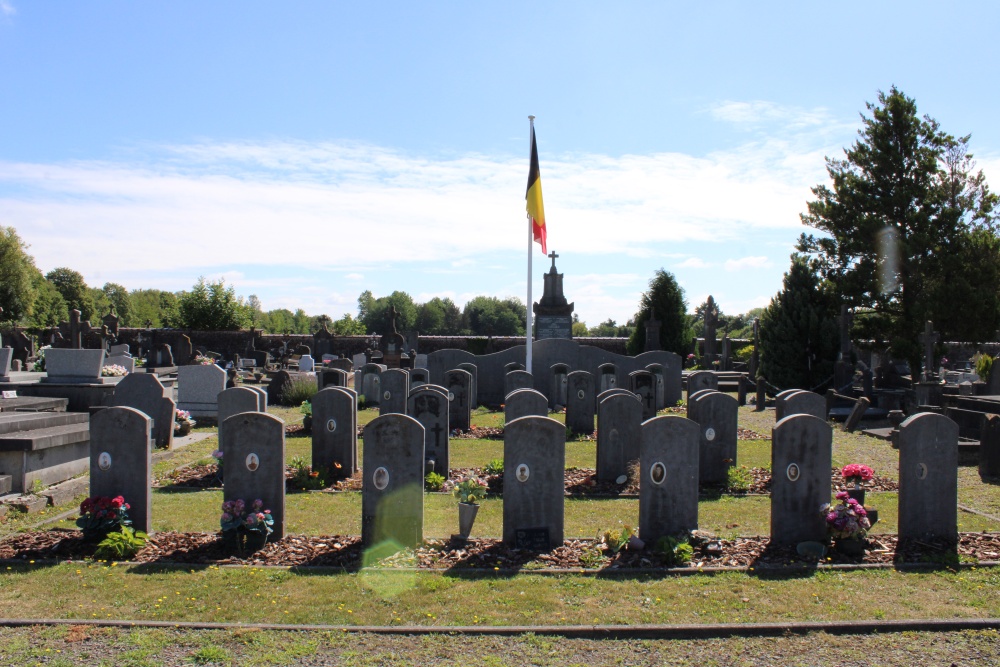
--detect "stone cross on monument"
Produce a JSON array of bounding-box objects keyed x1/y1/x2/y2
[
  {"x1": 919, "y1": 320, "x2": 939, "y2": 381},
  {"x1": 704, "y1": 296, "x2": 719, "y2": 357},
  {"x1": 69, "y1": 309, "x2": 83, "y2": 349},
  {"x1": 548, "y1": 250, "x2": 559, "y2": 271},
  {"x1": 388, "y1": 305, "x2": 399, "y2": 334}
]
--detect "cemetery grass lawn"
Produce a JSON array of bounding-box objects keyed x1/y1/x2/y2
[
  {"x1": 0, "y1": 563, "x2": 998, "y2": 630},
  {"x1": 1, "y1": 627, "x2": 998, "y2": 667}
]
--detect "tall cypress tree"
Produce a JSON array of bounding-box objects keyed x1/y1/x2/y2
[
  {"x1": 626, "y1": 269, "x2": 689, "y2": 356},
  {"x1": 758, "y1": 256, "x2": 839, "y2": 391}
]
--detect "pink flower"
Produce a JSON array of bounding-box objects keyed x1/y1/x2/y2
[{"x1": 835, "y1": 491, "x2": 849, "y2": 500}]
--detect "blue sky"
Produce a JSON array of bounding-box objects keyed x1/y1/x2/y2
[{"x1": 2, "y1": 2, "x2": 998, "y2": 328}]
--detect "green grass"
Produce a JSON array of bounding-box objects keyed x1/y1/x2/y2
[{"x1": 0, "y1": 564, "x2": 997, "y2": 628}]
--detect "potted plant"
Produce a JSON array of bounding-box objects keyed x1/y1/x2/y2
[
  {"x1": 77, "y1": 495, "x2": 132, "y2": 541},
  {"x1": 444, "y1": 475, "x2": 488, "y2": 540},
  {"x1": 220, "y1": 498, "x2": 274, "y2": 554},
  {"x1": 174, "y1": 409, "x2": 196, "y2": 437},
  {"x1": 821, "y1": 492, "x2": 871, "y2": 557},
  {"x1": 840, "y1": 463, "x2": 874, "y2": 505}
]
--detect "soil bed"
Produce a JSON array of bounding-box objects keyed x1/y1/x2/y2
[
  {"x1": 2, "y1": 530, "x2": 997, "y2": 570},
  {"x1": 156, "y1": 464, "x2": 899, "y2": 497}
]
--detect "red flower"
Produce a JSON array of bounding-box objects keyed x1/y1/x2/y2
[{"x1": 111, "y1": 496, "x2": 125, "y2": 509}]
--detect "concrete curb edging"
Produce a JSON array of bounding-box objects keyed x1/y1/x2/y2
[{"x1": 0, "y1": 616, "x2": 997, "y2": 640}]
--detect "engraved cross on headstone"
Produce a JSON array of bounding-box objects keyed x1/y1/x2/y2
[{"x1": 919, "y1": 320, "x2": 939, "y2": 380}]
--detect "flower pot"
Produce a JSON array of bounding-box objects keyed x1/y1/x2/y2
[
  {"x1": 223, "y1": 528, "x2": 268, "y2": 555},
  {"x1": 457, "y1": 502, "x2": 479, "y2": 538},
  {"x1": 175, "y1": 421, "x2": 192, "y2": 437},
  {"x1": 835, "y1": 537, "x2": 866, "y2": 557},
  {"x1": 302, "y1": 415, "x2": 312, "y2": 433},
  {"x1": 846, "y1": 488, "x2": 866, "y2": 506}
]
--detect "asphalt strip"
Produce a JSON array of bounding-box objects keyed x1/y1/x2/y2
[{"x1": 0, "y1": 617, "x2": 997, "y2": 640}]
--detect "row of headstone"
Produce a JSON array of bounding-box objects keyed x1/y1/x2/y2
[{"x1": 86, "y1": 404, "x2": 961, "y2": 552}]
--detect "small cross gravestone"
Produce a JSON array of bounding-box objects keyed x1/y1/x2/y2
[
  {"x1": 90, "y1": 406, "x2": 152, "y2": 534},
  {"x1": 565, "y1": 370, "x2": 596, "y2": 435},
  {"x1": 379, "y1": 369, "x2": 410, "y2": 416},
  {"x1": 770, "y1": 414, "x2": 832, "y2": 545},
  {"x1": 407, "y1": 385, "x2": 450, "y2": 476},
  {"x1": 686, "y1": 371, "x2": 717, "y2": 398},
  {"x1": 897, "y1": 412, "x2": 958, "y2": 544},
  {"x1": 221, "y1": 412, "x2": 287, "y2": 539},
  {"x1": 504, "y1": 388, "x2": 549, "y2": 423},
  {"x1": 362, "y1": 414, "x2": 426, "y2": 548},
  {"x1": 629, "y1": 370, "x2": 657, "y2": 421},
  {"x1": 445, "y1": 368, "x2": 473, "y2": 431},
  {"x1": 640, "y1": 415, "x2": 700, "y2": 542},
  {"x1": 596, "y1": 392, "x2": 642, "y2": 483},
  {"x1": 312, "y1": 387, "x2": 358, "y2": 478},
  {"x1": 503, "y1": 415, "x2": 565, "y2": 548}
]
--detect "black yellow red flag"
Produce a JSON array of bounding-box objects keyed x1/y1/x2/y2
[{"x1": 525, "y1": 126, "x2": 547, "y2": 254}]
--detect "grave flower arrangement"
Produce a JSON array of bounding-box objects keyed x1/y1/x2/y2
[
  {"x1": 193, "y1": 354, "x2": 215, "y2": 366},
  {"x1": 211, "y1": 449, "x2": 223, "y2": 481},
  {"x1": 174, "y1": 409, "x2": 196, "y2": 436},
  {"x1": 821, "y1": 491, "x2": 871, "y2": 540},
  {"x1": 220, "y1": 498, "x2": 274, "y2": 553},
  {"x1": 444, "y1": 476, "x2": 489, "y2": 505},
  {"x1": 841, "y1": 463, "x2": 874, "y2": 489},
  {"x1": 77, "y1": 495, "x2": 132, "y2": 540},
  {"x1": 101, "y1": 364, "x2": 129, "y2": 377}
]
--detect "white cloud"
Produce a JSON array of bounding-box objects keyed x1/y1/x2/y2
[
  {"x1": 676, "y1": 257, "x2": 711, "y2": 269},
  {"x1": 708, "y1": 100, "x2": 831, "y2": 129},
  {"x1": 724, "y1": 256, "x2": 772, "y2": 272},
  {"x1": 345, "y1": 273, "x2": 364, "y2": 282},
  {"x1": 0, "y1": 128, "x2": 839, "y2": 282},
  {"x1": 0, "y1": 0, "x2": 15, "y2": 16}
]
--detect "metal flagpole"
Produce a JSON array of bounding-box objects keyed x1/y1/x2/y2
[{"x1": 526, "y1": 116, "x2": 535, "y2": 374}]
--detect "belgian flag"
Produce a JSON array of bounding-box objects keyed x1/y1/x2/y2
[{"x1": 525, "y1": 125, "x2": 547, "y2": 254}]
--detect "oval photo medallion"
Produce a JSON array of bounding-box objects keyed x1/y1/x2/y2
[
  {"x1": 373, "y1": 466, "x2": 389, "y2": 490},
  {"x1": 98, "y1": 452, "x2": 112, "y2": 471},
  {"x1": 577, "y1": 390, "x2": 585, "y2": 400},
  {"x1": 246, "y1": 453, "x2": 260, "y2": 472},
  {"x1": 917, "y1": 463, "x2": 928, "y2": 480},
  {"x1": 326, "y1": 418, "x2": 337, "y2": 433},
  {"x1": 383, "y1": 390, "x2": 391, "y2": 401},
  {"x1": 448, "y1": 392, "x2": 455, "y2": 401},
  {"x1": 786, "y1": 462, "x2": 800, "y2": 482},
  {"x1": 649, "y1": 462, "x2": 667, "y2": 485},
  {"x1": 515, "y1": 463, "x2": 530, "y2": 483},
  {"x1": 705, "y1": 427, "x2": 716, "y2": 441}
]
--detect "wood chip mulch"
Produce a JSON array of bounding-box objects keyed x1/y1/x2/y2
[
  {"x1": 2, "y1": 530, "x2": 997, "y2": 570},
  {"x1": 155, "y1": 464, "x2": 900, "y2": 497}
]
